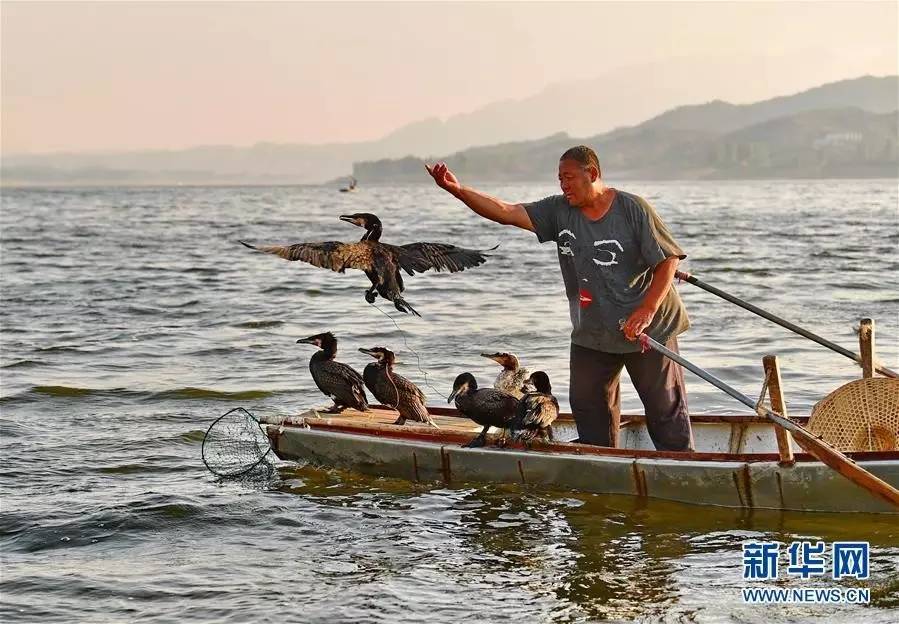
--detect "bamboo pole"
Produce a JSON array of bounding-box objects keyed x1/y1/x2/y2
[{"x1": 675, "y1": 271, "x2": 897, "y2": 378}]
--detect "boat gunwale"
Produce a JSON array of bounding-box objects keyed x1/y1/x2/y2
[
  {"x1": 268, "y1": 410, "x2": 899, "y2": 464},
  {"x1": 422, "y1": 404, "x2": 812, "y2": 425}
]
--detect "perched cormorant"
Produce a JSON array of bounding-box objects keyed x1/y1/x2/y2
[
  {"x1": 509, "y1": 371, "x2": 559, "y2": 443},
  {"x1": 480, "y1": 352, "x2": 533, "y2": 399},
  {"x1": 240, "y1": 213, "x2": 493, "y2": 316},
  {"x1": 448, "y1": 372, "x2": 519, "y2": 448},
  {"x1": 358, "y1": 346, "x2": 436, "y2": 427},
  {"x1": 296, "y1": 332, "x2": 368, "y2": 413}
]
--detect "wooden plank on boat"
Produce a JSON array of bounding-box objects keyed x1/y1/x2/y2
[
  {"x1": 763, "y1": 355, "x2": 795, "y2": 465},
  {"x1": 859, "y1": 318, "x2": 875, "y2": 379}
]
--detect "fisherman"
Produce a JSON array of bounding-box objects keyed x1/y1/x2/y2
[{"x1": 426, "y1": 146, "x2": 693, "y2": 451}]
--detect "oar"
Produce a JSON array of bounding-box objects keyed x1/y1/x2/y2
[
  {"x1": 675, "y1": 270, "x2": 898, "y2": 379},
  {"x1": 638, "y1": 333, "x2": 899, "y2": 509}
]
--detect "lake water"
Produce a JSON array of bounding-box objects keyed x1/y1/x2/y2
[{"x1": 1, "y1": 180, "x2": 897, "y2": 622}]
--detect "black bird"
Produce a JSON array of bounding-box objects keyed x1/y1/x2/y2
[
  {"x1": 358, "y1": 346, "x2": 436, "y2": 427},
  {"x1": 448, "y1": 372, "x2": 519, "y2": 448},
  {"x1": 509, "y1": 371, "x2": 559, "y2": 443},
  {"x1": 296, "y1": 332, "x2": 368, "y2": 413},
  {"x1": 240, "y1": 213, "x2": 493, "y2": 316}
]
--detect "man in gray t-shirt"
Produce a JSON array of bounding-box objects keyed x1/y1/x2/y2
[{"x1": 426, "y1": 145, "x2": 693, "y2": 451}]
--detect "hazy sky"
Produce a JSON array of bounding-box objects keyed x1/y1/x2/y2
[{"x1": 2, "y1": 1, "x2": 897, "y2": 154}]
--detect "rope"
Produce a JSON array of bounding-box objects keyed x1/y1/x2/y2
[
  {"x1": 370, "y1": 302, "x2": 448, "y2": 400},
  {"x1": 755, "y1": 368, "x2": 772, "y2": 417}
]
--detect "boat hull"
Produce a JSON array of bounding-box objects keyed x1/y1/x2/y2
[{"x1": 261, "y1": 409, "x2": 899, "y2": 514}]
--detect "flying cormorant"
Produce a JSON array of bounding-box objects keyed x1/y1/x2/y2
[{"x1": 240, "y1": 213, "x2": 493, "y2": 316}]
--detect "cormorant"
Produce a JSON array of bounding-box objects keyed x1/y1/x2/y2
[
  {"x1": 358, "y1": 346, "x2": 436, "y2": 427},
  {"x1": 448, "y1": 372, "x2": 519, "y2": 448},
  {"x1": 240, "y1": 213, "x2": 493, "y2": 316},
  {"x1": 296, "y1": 332, "x2": 368, "y2": 413},
  {"x1": 509, "y1": 371, "x2": 559, "y2": 443},
  {"x1": 480, "y1": 352, "x2": 533, "y2": 399}
]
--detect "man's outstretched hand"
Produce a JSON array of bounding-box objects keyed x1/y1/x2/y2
[{"x1": 425, "y1": 162, "x2": 462, "y2": 196}]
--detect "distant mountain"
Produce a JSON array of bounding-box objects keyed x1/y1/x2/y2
[
  {"x1": 642, "y1": 75, "x2": 899, "y2": 133},
  {"x1": 355, "y1": 107, "x2": 898, "y2": 181},
  {"x1": 2, "y1": 74, "x2": 896, "y2": 186}
]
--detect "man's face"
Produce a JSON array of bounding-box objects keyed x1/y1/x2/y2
[{"x1": 558, "y1": 159, "x2": 595, "y2": 206}]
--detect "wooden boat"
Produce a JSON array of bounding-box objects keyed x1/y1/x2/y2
[{"x1": 259, "y1": 406, "x2": 899, "y2": 514}]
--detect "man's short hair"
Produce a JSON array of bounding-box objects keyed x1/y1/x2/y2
[{"x1": 560, "y1": 145, "x2": 601, "y2": 178}]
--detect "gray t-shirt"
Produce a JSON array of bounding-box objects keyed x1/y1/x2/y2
[{"x1": 524, "y1": 190, "x2": 689, "y2": 353}]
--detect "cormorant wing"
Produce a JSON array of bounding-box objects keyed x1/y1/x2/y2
[
  {"x1": 240, "y1": 240, "x2": 374, "y2": 274},
  {"x1": 322, "y1": 360, "x2": 365, "y2": 386},
  {"x1": 518, "y1": 393, "x2": 559, "y2": 429},
  {"x1": 481, "y1": 388, "x2": 520, "y2": 419},
  {"x1": 386, "y1": 242, "x2": 496, "y2": 275},
  {"x1": 392, "y1": 372, "x2": 427, "y2": 405}
]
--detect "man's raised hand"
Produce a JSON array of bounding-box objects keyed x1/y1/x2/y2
[{"x1": 425, "y1": 162, "x2": 462, "y2": 196}]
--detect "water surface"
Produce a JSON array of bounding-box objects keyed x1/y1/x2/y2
[{"x1": 2, "y1": 180, "x2": 897, "y2": 622}]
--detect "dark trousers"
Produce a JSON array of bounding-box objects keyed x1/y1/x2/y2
[{"x1": 569, "y1": 337, "x2": 694, "y2": 451}]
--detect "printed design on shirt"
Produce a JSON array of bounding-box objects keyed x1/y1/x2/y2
[
  {"x1": 557, "y1": 229, "x2": 576, "y2": 256},
  {"x1": 578, "y1": 288, "x2": 593, "y2": 308},
  {"x1": 593, "y1": 239, "x2": 624, "y2": 267}
]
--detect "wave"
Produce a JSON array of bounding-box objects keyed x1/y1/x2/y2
[
  {"x1": 31, "y1": 385, "x2": 107, "y2": 397},
  {"x1": 1, "y1": 385, "x2": 279, "y2": 404},
  {"x1": 0, "y1": 359, "x2": 45, "y2": 370},
  {"x1": 148, "y1": 387, "x2": 276, "y2": 401},
  {"x1": 185, "y1": 347, "x2": 241, "y2": 357},
  {"x1": 35, "y1": 345, "x2": 86, "y2": 354},
  {"x1": 231, "y1": 320, "x2": 285, "y2": 329},
  {"x1": 179, "y1": 429, "x2": 207, "y2": 444},
  {"x1": 1, "y1": 495, "x2": 216, "y2": 554}
]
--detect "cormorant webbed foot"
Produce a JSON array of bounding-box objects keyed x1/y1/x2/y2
[
  {"x1": 392, "y1": 297, "x2": 421, "y2": 317},
  {"x1": 463, "y1": 434, "x2": 487, "y2": 448}
]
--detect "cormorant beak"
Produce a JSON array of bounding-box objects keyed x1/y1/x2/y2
[
  {"x1": 480, "y1": 352, "x2": 501, "y2": 363},
  {"x1": 297, "y1": 337, "x2": 318, "y2": 346},
  {"x1": 447, "y1": 388, "x2": 458, "y2": 404},
  {"x1": 339, "y1": 215, "x2": 361, "y2": 227},
  {"x1": 358, "y1": 347, "x2": 377, "y2": 358}
]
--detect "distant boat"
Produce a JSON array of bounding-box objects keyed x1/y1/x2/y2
[{"x1": 339, "y1": 176, "x2": 357, "y2": 193}]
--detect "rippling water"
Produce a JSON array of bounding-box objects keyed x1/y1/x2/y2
[{"x1": 1, "y1": 180, "x2": 897, "y2": 622}]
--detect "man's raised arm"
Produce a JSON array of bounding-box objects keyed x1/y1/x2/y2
[{"x1": 425, "y1": 162, "x2": 534, "y2": 232}]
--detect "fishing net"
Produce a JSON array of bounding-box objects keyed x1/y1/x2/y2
[
  {"x1": 809, "y1": 378, "x2": 899, "y2": 452},
  {"x1": 202, "y1": 407, "x2": 273, "y2": 477}
]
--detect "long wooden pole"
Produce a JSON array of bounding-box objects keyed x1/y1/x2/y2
[
  {"x1": 675, "y1": 271, "x2": 898, "y2": 378},
  {"x1": 640, "y1": 334, "x2": 899, "y2": 509}
]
